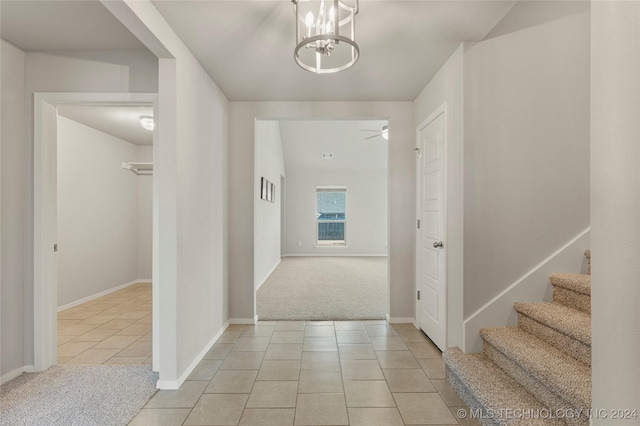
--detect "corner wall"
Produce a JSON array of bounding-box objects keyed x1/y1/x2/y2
[
  {"x1": 137, "y1": 145, "x2": 153, "y2": 280},
  {"x1": 254, "y1": 121, "x2": 285, "y2": 290},
  {"x1": 1, "y1": 39, "x2": 26, "y2": 379},
  {"x1": 57, "y1": 116, "x2": 138, "y2": 307},
  {"x1": 462, "y1": 1, "x2": 591, "y2": 318},
  {"x1": 591, "y1": 1, "x2": 640, "y2": 419},
  {"x1": 414, "y1": 44, "x2": 464, "y2": 349},
  {"x1": 104, "y1": 0, "x2": 230, "y2": 386},
  {"x1": 1, "y1": 40, "x2": 157, "y2": 379}
]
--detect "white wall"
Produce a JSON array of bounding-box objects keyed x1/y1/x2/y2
[
  {"x1": 0, "y1": 45, "x2": 158, "y2": 378},
  {"x1": 104, "y1": 0, "x2": 230, "y2": 387},
  {"x1": 230, "y1": 102, "x2": 414, "y2": 322},
  {"x1": 279, "y1": 120, "x2": 388, "y2": 256},
  {"x1": 591, "y1": 1, "x2": 640, "y2": 420},
  {"x1": 462, "y1": 1, "x2": 590, "y2": 317},
  {"x1": 414, "y1": 44, "x2": 464, "y2": 349},
  {"x1": 254, "y1": 121, "x2": 285, "y2": 290},
  {"x1": 284, "y1": 170, "x2": 387, "y2": 256},
  {"x1": 1, "y1": 40, "x2": 26, "y2": 378},
  {"x1": 57, "y1": 116, "x2": 138, "y2": 307},
  {"x1": 137, "y1": 145, "x2": 153, "y2": 280}
]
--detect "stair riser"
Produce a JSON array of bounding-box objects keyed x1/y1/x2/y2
[
  {"x1": 553, "y1": 287, "x2": 591, "y2": 314},
  {"x1": 445, "y1": 365, "x2": 502, "y2": 426},
  {"x1": 482, "y1": 341, "x2": 590, "y2": 422},
  {"x1": 517, "y1": 314, "x2": 591, "y2": 366}
]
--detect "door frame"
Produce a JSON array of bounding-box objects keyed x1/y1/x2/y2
[
  {"x1": 415, "y1": 102, "x2": 448, "y2": 349},
  {"x1": 33, "y1": 92, "x2": 158, "y2": 371}
]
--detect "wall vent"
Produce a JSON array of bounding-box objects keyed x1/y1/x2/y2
[{"x1": 322, "y1": 153, "x2": 334, "y2": 159}]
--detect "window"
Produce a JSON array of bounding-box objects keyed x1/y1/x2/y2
[{"x1": 316, "y1": 188, "x2": 346, "y2": 246}]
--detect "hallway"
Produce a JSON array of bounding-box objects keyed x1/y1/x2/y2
[{"x1": 131, "y1": 321, "x2": 477, "y2": 425}]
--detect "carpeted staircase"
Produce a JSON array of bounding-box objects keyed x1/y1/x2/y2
[{"x1": 444, "y1": 251, "x2": 592, "y2": 425}]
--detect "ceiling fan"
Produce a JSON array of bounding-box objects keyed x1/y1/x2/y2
[{"x1": 360, "y1": 125, "x2": 389, "y2": 140}]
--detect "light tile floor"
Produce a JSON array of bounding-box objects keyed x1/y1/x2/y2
[
  {"x1": 131, "y1": 320, "x2": 479, "y2": 426},
  {"x1": 56, "y1": 283, "x2": 152, "y2": 365}
]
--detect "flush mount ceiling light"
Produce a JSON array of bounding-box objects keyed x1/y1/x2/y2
[
  {"x1": 292, "y1": 0, "x2": 359, "y2": 74},
  {"x1": 139, "y1": 115, "x2": 154, "y2": 131}
]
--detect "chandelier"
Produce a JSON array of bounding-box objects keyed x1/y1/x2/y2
[{"x1": 292, "y1": 0, "x2": 360, "y2": 74}]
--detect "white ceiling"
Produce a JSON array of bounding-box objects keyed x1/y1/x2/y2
[
  {"x1": 279, "y1": 120, "x2": 388, "y2": 172},
  {"x1": 0, "y1": 0, "x2": 515, "y2": 102},
  {"x1": 152, "y1": 1, "x2": 515, "y2": 101},
  {"x1": 57, "y1": 105, "x2": 154, "y2": 146},
  {"x1": 0, "y1": 0, "x2": 146, "y2": 51}
]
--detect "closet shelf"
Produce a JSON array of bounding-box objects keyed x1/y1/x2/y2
[{"x1": 122, "y1": 162, "x2": 153, "y2": 175}]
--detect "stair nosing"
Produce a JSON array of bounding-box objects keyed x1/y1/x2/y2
[
  {"x1": 480, "y1": 327, "x2": 591, "y2": 408},
  {"x1": 514, "y1": 301, "x2": 591, "y2": 345},
  {"x1": 444, "y1": 348, "x2": 564, "y2": 425},
  {"x1": 550, "y1": 273, "x2": 591, "y2": 295}
]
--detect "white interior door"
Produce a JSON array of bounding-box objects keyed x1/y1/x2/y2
[{"x1": 416, "y1": 111, "x2": 446, "y2": 350}]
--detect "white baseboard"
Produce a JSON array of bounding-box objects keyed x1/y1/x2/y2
[
  {"x1": 256, "y1": 259, "x2": 281, "y2": 291},
  {"x1": 1, "y1": 365, "x2": 35, "y2": 385},
  {"x1": 389, "y1": 317, "x2": 416, "y2": 324},
  {"x1": 463, "y1": 227, "x2": 590, "y2": 353},
  {"x1": 156, "y1": 320, "x2": 230, "y2": 390},
  {"x1": 229, "y1": 316, "x2": 258, "y2": 325},
  {"x1": 57, "y1": 279, "x2": 150, "y2": 312}
]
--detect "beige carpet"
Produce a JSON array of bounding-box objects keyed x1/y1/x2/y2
[
  {"x1": 443, "y1": 250, "x2": 592, "y2": 425},
  {"x1": 257, "y1": 256, "x2": 388, "y2": 320}
]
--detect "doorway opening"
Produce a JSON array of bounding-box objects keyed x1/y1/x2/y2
[
  {"x1": 254, "y1": 119, "x2": 390, "y2": 321},
  {"x1": 55, "y1": 104, "x2": 154, "y2": 365},
  {"x1": 33, "y1": 93, "x2": 159, "y2": 372}
]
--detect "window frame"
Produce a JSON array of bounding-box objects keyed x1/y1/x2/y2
[{"x1": 315, "y1": 187, "x2": 347, "y2": 247}]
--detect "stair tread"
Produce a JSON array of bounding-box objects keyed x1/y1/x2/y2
[
  {"x1": 514, "y1": 302, "x2": 591, "y2": 345},
  {"x1": 481, "y1": 327, "x2": 591, "y2": 409},
  {"x1": 550, "y1": 273, "x2": 590, "y2": 295},
  {"x1": 444, "y1": 348, "x2": 564, "y2": 425}
]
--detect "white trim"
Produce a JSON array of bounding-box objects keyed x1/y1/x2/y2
[
  {"x1": 415, "y1": 103, "x2": 448, "y2": 351},
  {"x1": 57, "y1": 279, "x2": 148, "y2": 312},
  {"x1": 283, "y1": 254, "x2": 388, "y2": 257},
  {"x1": 1, "y1": 365, "x2": 36, "y2": 385},
  {"x1": 463, "y1": 227, "x2": 591, "y2": 353},
  {"x1": 156, "y1": 321, "x2": 230, "y2": 390},
  {"x1": 255, "y1": 259, "x2": 281, "y2": 291},
  {"x1": 389, "y1": 317, "x2": 416, "y2": 324},
  {"x1": 230, "y1": 317, "x2": 258, "y2": 325},
  {"x1": 33, "y1": 92, "x2": 158, "y2": 373}
]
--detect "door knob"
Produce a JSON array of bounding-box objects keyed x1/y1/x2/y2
[{"x1": 433, "y1": 241, "x2": 444, "y2": 249}]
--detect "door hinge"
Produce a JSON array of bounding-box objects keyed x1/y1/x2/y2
[
  {"x1": 53, "y1": 244, "x2": 58, "y2": 252},
  {"x1": 417, "y1": 290, "x2": 421, "y2": 300},
  {"x1": 417, "y1": 219, "x2": 420, "y2": 229}
]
